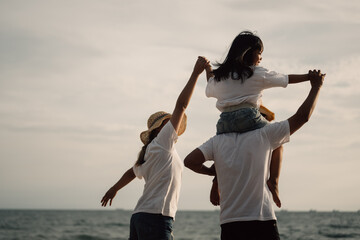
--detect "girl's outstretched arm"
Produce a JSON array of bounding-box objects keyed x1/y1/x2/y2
[
  {"x1": 288, "y1": 70, "x2": 323, "y2": 84},
  {"x1": 170, "y1": 56, "x2": 209, "y2": 134},
  {"x1": 288, "y1": 73, "x2": 309, "y2": 84},
  {"x1": 101, "y1": 167, "x2": 135, "y2": 207},
  {"x1": 205, "y1": 62, "x2": 214, "y2": 82}
]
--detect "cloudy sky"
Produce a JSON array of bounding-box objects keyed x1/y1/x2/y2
[{"x1": 0, "y1": 0, "x2": 359, "y2": 211}]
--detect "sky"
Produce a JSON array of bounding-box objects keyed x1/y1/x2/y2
[{"x1": 0, "y1": 0, "x2": 359, "y2": 212}]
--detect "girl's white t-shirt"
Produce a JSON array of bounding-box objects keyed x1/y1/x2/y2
[
  {"x1": 206, "y1": 66, "x2": 289, "y2": 112},
  {"x1": 132, "y1": 121, "x2": 183, "y2": 219}
]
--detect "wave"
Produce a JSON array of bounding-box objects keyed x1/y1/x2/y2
[
  {"x1": 73, "y1": 234, "x2": 107, "y2": 240},
  {"x1": 318, "y1": 230, "x2": 359, "y2": 239}
]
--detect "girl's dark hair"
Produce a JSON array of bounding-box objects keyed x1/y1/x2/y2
[
  {"x1": 213, "y1": 31, "x2": 263, "y2": 83},
  {"x1": 135, "y1": 129, "x2": 157, "y2": 166}
]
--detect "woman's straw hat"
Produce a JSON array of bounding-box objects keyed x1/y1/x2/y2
[{"x1": 140, "y1": 111, "x2": 187, "y2": 145}]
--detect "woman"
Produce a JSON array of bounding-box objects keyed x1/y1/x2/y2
[{"x1": 101, "y1": 56, "x2": 209, "y2": 240}]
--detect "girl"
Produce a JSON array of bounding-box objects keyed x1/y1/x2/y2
[
  {"x1": 101, "y1": 56, "x2": 210, "y2": 240},
  {"x1": 206, "y1": 31, "x2": 316, "y2": 208}
]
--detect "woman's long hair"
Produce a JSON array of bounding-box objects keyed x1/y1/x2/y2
[
  {"x1": 135, "y1": 129, "x2": 157, "y2": 166},
  {"x1": 213, "y1": 31, "x2": 263, "y2": 83}
]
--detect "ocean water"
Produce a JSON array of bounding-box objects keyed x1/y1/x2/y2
[{"x1": 0, "y1": 210, "x2": 359, "y2": 240}]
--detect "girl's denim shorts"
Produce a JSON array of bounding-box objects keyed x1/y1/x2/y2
[{"x1": 216, "y1": 107, "x2": 268, "y2": 135}]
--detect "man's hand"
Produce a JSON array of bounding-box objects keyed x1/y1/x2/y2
[
  {"x1": 210, "y1": 177, "x2": 220, "y2": 206},
  {"x1": 309, "y1": 69, "x2": 325, "y2": 88}
]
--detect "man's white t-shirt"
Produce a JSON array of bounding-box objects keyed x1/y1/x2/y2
[
  {"x1": 133, "y1": 122, "x2": 183, "y2": 219},
  {"x1": 206, "y1": 66, "x2": 288, "y2": 112},
  {"x1": 198, "y1": 120, "x2": 290, "y2": 224}
]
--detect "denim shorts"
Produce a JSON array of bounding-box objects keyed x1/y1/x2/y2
[
  {"x1": 129, "y1": 212, "x2": 174, "y2": 240},
  {"x1": 216, "y1": 107, "x2": 268, "y2": 135}
]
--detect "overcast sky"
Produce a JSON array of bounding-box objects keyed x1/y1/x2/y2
[{"x1": 1, "y1": 0, "x2": 359, "y2": 211}]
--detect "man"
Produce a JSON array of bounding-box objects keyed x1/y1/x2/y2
[{"x1": 184, "y1": 70, "x2": 325, "y2": 240}]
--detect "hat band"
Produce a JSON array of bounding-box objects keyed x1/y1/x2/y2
[{"x1": 149, "y1": 113, "x2": 170, "y2": 129}]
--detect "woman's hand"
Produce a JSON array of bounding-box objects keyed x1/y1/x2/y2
[
  {"x1": 101, "y1": 187, "x2": 118, "y2": 207},
  {"x1": 193, "y1": 56, "x2": 210, "y2": 75}
]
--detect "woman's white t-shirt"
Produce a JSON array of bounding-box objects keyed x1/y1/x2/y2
[
  {"x1": 206, "y1": 66, "x2": 289, "y2": 112},
  {"x1": 133, "y1": 121, "x2": 183, "y2": 219}
]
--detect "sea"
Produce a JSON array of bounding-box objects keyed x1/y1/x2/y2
[{"x1": 0, "y1": 209, "x2": 359, "y2": 240}]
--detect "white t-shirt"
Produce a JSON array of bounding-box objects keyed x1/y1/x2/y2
[
  {"x1": 198, "y1": 120, "x2": 290, "y2": 224},
  {"x1": 133, "y1": 121, "x2": 183, "y2": 219},
  {"x1": 206, "y1": 66, "x2": 289, "y2": 112}
]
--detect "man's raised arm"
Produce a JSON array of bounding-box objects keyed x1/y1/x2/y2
[{"x1": 288, "y1": 70, "x2": 325, "y2": 135}]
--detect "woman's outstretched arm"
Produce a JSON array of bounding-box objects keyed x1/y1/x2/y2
[
  {"x1": 170, "y1": 56, "x2": 209, "y2": 134},
  {"x1": 101, "y1": 167, "x2": 136, "y2": 207}
]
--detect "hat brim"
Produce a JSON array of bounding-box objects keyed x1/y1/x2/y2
[{"x1": 140, "y1": 114, "x2": 187, "y2": 145}]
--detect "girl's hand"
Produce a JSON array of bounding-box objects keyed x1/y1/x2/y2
[
  {"x1": 309, "y1": 69, "x2": 325, "y2": 88},
  {"x1": 205, "y1": 61, "x2": 214, "y2": 81},
  {"x1": 193, "y1": 56, "x2": 210, "y2": 75},
  {"x1": 101, "y1": 187, "x2": 118, "y2": 207},
  {"x1": 205, "y1": 62, "x2": 212, "y2": 72}
]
